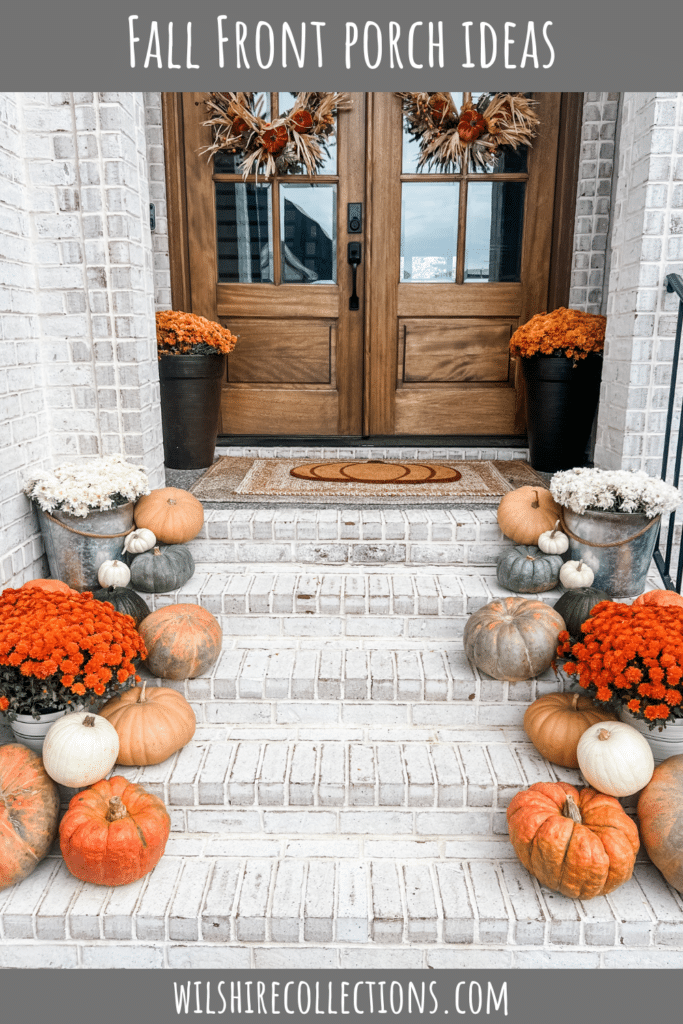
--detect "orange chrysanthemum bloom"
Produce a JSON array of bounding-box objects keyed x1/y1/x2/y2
[
  {"x1": 156, "y1": 310, "x2": 237, "y2": 357},
  {"x1": 557, "y1": 602, "x2": 683, "y2": 729},
  {"x1": 510, "y1": 307, "x2": 606, "y2": 361}
]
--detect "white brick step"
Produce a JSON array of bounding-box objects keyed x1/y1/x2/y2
[
  {"x1": 186, "y1": 508, "x2": 510, "y2": 567},
  {"x1": 3, "y1": 851, "x2": 681, "y2": 961},
  {"x1": 114, "y1": 737, "x2": 583, "y2": 818},
  {"x1": 143, "y1": 567, "x2": 564, "y2": 639}
]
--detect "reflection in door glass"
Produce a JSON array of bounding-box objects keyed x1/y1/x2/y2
[
  {"x1": 216, "y1": 182, "x2": 273, "y2": 283},
  {"x1": 279, "y1": 185, "x2": 337, "y2": 284},
  {"x1": 465, "y1": 181, "x2": 525, "y2": 282},
  {"x1": 400, "y1": 182, "x2": 459, "y2": 282}
]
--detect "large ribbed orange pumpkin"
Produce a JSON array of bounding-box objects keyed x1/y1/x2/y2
[
  {"x1": 633, "y1": 589, "x2": 683, "y2": 608},
  {"x1": 139, "y1": 604, "x2": 222, "y2": 679},
  {"x1": 134, "y1": 487, "x2": 204, "y2": 544},
  {"x1": 637, "y1": 754, "x2": 683, "y2": 894},
  {"x1": 0, "y1": 744, "x2": 60, "y2": 891},
  {"x1": 507, "y1": 781, "x2": 639, "y2": 899},
  {"x1": 60, "y1": 775, "x2": 170, "y2": 886},
  {"x1": 98, "y1": 680, "x2": 196, "y2": 765}
]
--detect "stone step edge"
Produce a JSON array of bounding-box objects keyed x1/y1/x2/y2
[{"x1": 2, "y1": 854, "x2": 680, "y2": 951}]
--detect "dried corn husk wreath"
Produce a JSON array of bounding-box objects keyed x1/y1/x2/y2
[
  {"x1": 396, "y1": 92, "x2": 540, "y2": 172},
  {"x1": 202, "y1": 92, "x2": 352, "y2": 179}
]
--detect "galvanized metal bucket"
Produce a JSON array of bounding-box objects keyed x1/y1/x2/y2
[
  {"x1": 618, "y1": 707, "x2": 683, "y2": 764},
  {"x1": 36, "y1": 501, "x2": 135, "y2": 592},
  {"x1": 561, "y1": 506, "x2": 660, "y2": 598}
]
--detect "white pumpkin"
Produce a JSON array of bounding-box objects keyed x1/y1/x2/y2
[
  {"x1": 43, "y1": 711, "x2": 120, "y2": 788},
  {"x1": 560, "y1": 559, "x2": 595, "y2": 589},
  {"x1": 123, "y1": 527, "x2": 156, "y2": 555},
  {"x1": 537, "y1": 520, "x2": 570, "y2": 555},
  {"x1": 577, "y1": 720, "x2": 654, "y2": 797},
  {"x1": 97, "y1": 559, "x2": 131, "y2": 588}
]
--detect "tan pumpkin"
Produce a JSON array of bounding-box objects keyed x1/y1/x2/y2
[
  {"x1": 637, "y1": 754, "x2": 683, "y2": 894},
  {"x1": 22, "y1": 578, "x2": 74, "y2": 594},
  {"x1": 99, "y1": 680, "x2": 196, "y2": 765},
  {"x1": 139, "y1": 604, "x2": 222, "y2": 679},
  {"x1": 497, "y1": 486, "x2": 562, "y2": 545},
  {"x1": 0, "y1": 744, "x2": 60, "y2": 891},
  {"x1": 524, "y1": 692, "x2": 619, "y2": 768},
  {"x1": 463, "y1": 597, "x2": 566, "y2": 682},
  {"x1": 134, "y1": 487, "x2": 204, "y2": 544}
]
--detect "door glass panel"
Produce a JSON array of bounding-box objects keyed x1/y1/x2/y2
[
  {"x1": 216, "y1": 182, "x2": 273, "y2": 283},
  {"x1": 400, "y1": 182, "x2": 459, "y2": 282},
  {"x1": 279, "y1": 184, "x2": 337, "y2": 283},
  {"x1": 470, "y1": 146, "x2": 528, "y2": 174},
  {"x1": 464, "y1": 181, "x2": 525, "y2": 282}
]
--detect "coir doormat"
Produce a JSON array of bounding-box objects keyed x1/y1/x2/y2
[{"x1": 191, "y1": 457, "x2": 543, "y2": 506}]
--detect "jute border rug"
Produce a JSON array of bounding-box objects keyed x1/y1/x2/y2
[{"x1": 191, "y1": 457, "x2": 545, "y2": 506}]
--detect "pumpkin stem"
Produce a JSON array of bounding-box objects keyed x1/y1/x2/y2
[
  {"x1": 83, "y1": 715, "x2": 96, "y2": 728},
  {"x1": 552, "y1": 520, "x2": 561, "y2": 537},
  {"x1": 137, "y1": 680, "x2": 148, "y2": 704},
  {"x1": 571, "y1": 692, "x2": 580, "y2": 710},
  {"x1": 597, "y1": 728, "x2": 612, "y2": 741},
  {"x1": 577, "y1": 561, "x2": 584, "y2": 571},
  {"x1": 531, "y1": 489, "x2": 540, "y2": 509},
  {"x1": 168, "y1": 499, "x2": 177, "y2": 506},
  {"x1": 562, "y1": 794, "x2": 582, "y2": 824},
  {"x1": 106, "y1": 796, "x2": 129, "y2": 822},
  {"x1": 152, "y1": 546, "x2": 161, "y2": 556}
]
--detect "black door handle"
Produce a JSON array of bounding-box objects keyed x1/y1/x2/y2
[{"x1": 348, "y1": 242, "x2": 361, "y2": 311}]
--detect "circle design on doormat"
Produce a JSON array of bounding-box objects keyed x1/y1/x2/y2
[{"x1": 290, "y1": 461, "x2": 462, "y2": 484}]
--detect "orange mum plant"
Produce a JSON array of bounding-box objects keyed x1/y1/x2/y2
[
  {"x1": 156, "y1": 311, "x2": 237, "y2": 358},
  {"x1": 510, "y1": 307, "x2": 606, "y2": 362},
  {"x1": 0, "y1": 588, "x2": 146, "y2": 719},
  {"x1": 557, "y1": 602, "x2": 683, "y2": 728}
]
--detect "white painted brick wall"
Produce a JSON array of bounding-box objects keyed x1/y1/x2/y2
[
  {"x1": 595, "y1": 93, "x2": 683, "y2": 473},
  {"x1": 0, "y1": 92, "x2": 166, "y2": 587}
]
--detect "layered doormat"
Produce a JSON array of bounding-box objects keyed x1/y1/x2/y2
[{"x1": 190, "y1": 457, "x2": 545, "y2": 507}]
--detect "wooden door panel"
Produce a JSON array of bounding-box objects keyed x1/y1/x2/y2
[
  {"x1": 221, "y1": 389, "x2": 338, "y2": 435},
  {"x1": 400, "y1": 320, "x2": 512, "y2": 383},
  {"x1": 226, "y1": 321, "x2": 334, "y2": 385},
  {"x1": 394, "y1": 388, "x2": 517, "y2": 434}
]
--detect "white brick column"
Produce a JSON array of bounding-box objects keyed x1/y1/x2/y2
[{"x1": 594, "y1": 93, "x2": 683, "y2": 473}]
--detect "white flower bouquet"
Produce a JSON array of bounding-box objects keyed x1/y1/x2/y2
[
  {"x1": 550, "y1": 467, "x2": 682, "y2": 518},
  {"x1": 24, "y1": 454, "x2": 150, "y2": 518}
]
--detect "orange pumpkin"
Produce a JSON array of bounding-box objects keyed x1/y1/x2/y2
[
  {"x1": 637, "y1": 753, "x2": 683, "y2": 894},
  {"x1": 0, "y1": 744, "x2": 60, "y2": 891},
  {"x1": 133, "y1": 487, "x2": 204, "y2": 544},
  {"x1": 98, "y1": 680, "x2": 196, "y2": 765},
  {"x1": 22, "y1": 578, "x2": 74, "y2": 594},
  {"x1": 497, "y1": 486, "x2": 562, "y2": 545},
  {"x1": 507, "y1": 781, "x2": 639, "y2": 899},
  {"x1": 633, "y1": 589, "x2": 683, "y2": 608},
  {"x1": 523, "y1": 691, "x2": 618, "y2": 768},
  {"x1": 139, "y1": 604, "x2": 222, "y2": 679},
  {"x1": 59, "y1": 775, "x2": 170, "y2": 886}
]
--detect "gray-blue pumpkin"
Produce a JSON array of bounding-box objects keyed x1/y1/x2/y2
[{"x1": 497, "y1": 545, "x2": 563, "y2": 593}]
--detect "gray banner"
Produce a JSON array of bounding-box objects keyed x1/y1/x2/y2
[
  {"x1": 0, "y1": 0, "x2": 682, "y2": 90},
  {"x1": 0, "y1": 968, "x2": 678, "y2": 1023}
]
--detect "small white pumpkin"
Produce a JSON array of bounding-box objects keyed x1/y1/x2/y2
[
  {"x1": 123, "y1": 527, "x2": 156, "y2": 555},
  {"x1": 42, "y1": 711, "x2": 120, "y2": 788},
  {"x1": 537, "y1": 520, "x2": 570, "y2": 555},
  {"x1": 97, "y1": 559, "x2": 131, "y2": 588},
  {"x1": 577, "y1": 720, "x2": 654, "y2": 797},
  {"x1": 560, "y1": 558, "x2": 595, "y2": 589}
]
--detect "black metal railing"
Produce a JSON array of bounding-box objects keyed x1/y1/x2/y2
[{"x1": 653, "y1": 273, "x2": 683, "y2": 590}]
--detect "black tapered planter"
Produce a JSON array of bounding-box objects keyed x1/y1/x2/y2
[
  {"x1": 158, "y1": 353, "x2": 227, "y2": 469},
  {"x1": 521, "y1": 353, "x2": 602, "y2": 473}
]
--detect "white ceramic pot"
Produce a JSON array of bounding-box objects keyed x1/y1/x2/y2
[
  {"x1": 617, "y1": 706, "x2": 683, "y2": 765},
  {"x1": 10, "y1": 708, "x2": 67, "y2": 753}
]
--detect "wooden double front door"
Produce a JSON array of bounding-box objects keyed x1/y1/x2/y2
[{"x1": 165, "y1": 93, "x2": 577, "y2": 439}]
